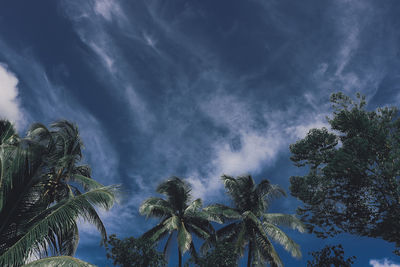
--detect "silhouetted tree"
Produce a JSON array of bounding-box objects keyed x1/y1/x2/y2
[
  {"x1": 307, "y1": 244, "x2": 355, "y2": 267},
  {"x1": 185, "y1": 241, "x2": 238, "y2": 267},
  {"x1": 105, "y1": 234, "x2": 166, "y2": 267},
  {"x1": 290, "y1": 92, "x2": 400, "y2": 254}
]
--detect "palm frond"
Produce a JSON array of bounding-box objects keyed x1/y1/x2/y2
[
  {"x1": 177, "y1": 222, "x2": 192, "y2": 253},
  {"x1": 204, "y1": 203, "x2": 241, "y2": 220},
  {"x1": 22, "y1": 256, "x2": 96, "y2": 267},
  {"x1": 262, "y1": 222, "x2": 302, "y2": 258},
  {"x1": 0, "y1": 120, "x2": 17, "y2": 145},
  {"x1": 245, "y1": 211, "x2": 286, "y2": 266},
  {"x1": 156, "y1": 177, "x2": 191, "y2": 213},
  {"x1": 216, "y1": 222, "x2": 240, "y2": 241},
  {"x1": 263, "y1": 184, "x2": 286, "y2": 206},
  {"x1": 72, "y1": 174, "x2": 105, "y2": 191},
  {"x1": 139, "y1": 197, "x2": 174, "y2": 218},
  {"x1": 184, "y1": 198, "x2": 202, "y2": 214},
  {"x1": 221, "y1": 175, "x2": 241, "y2": 202},
  {"x1": 0, "y1": 145, "x2": 45, "y2": 237},
  {"x1": 166, "y1": 216, "x2": 180, "y2": 232},
  {"x1": 186, "y1": 223, "x2": 210, "y2": 240},
  {"x1": 58, "y1": 222, "x2": 80, "y2": 256},
  {"x1": 26, "y1": 123, "x2": 53, "y2": 149},
  {"x1": 235, "y1": 222, "x2": 247, "y2": 257},
  {"x1": 254, "y1": 233, "x2": 283, "y2": 267},
  {"x1": 141, "y1": 219, "x2": 169, "y2": 242},
  {"x1": 41, "y1": 220, "x2": 80, "y2": 257},
  {"x1": 263, "y1": 213, "x2": 306, "y2": 233},
  {"x1": 0, "y1": 186, "x2": 116, "y2": 266}
]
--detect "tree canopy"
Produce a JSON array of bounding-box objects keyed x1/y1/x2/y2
[
  {"x1": 307, "y1": 244, "x2": 356, "y2": 267},
  {"x1": 0, "y1": 120, "x2": 117, "y2": 266},
  {"x1": 105, "y1": 234, "x2": 166, "y2": 267},
  {"x1": 290, "y1": 92, "x2": 400, "y2": 254},
  {"x1": 185, "y1": 240, "x2": 238, "y2": 267}
]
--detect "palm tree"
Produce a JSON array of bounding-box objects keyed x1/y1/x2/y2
[
  {"x1": 139, "y1": 177, "x2": 222, "y2": 267},
  {"x1": 205, "y1": 175, "x2": 305, "y2": 267},
  {"x1": 0, "y1": 120, "x2": 118, "y2": 266},
  {"x1": 29, "y1": 121, "x2": 111, "y2": 249}
]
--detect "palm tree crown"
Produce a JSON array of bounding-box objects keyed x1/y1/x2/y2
[
  {"x1": 139, "y1": 177, "x2": 222, "y2": 267},
  {"x1": 205, "y1": 175, "x2": 305, "y2": 267},
  {"x1": 0, "y1": 120, "x2": 117, "y2": 266}
]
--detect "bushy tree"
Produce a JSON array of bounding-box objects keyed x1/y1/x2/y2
[
  {"x1": 105, "y1": 234, "x2": 166, "y2": 267},
  {"x1": 290, "y1": 92, "x2": 400, "y2": 254},
  {"x1": 185, "y1": 241, "x2": 238, "y2": 267},
  {"x1": 307, "y1": 244, "x2": 356, "y2": 267}
]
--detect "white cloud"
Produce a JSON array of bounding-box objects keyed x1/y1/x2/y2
[
  {"x1": 370, "y1": 258, "x2": 400, "y2": 267},
  {"x1": 187, "y1": 129, "x2": 285, "y2": 201},
  {"x1": 186, "y1": 91, "x2": 330, "y2": 200},
  {"x1": 93, "y1": 0, "x2": 125, "y2": 22},
  {"x1": 0, "y1": 63, "x2": 24, "y2": 128},
  {"x1": 285, "y1": 111, "x2": 329, "y2": 140},
  {"x1": 213, "y1": 132, "x2": 281, "y2": 176}
]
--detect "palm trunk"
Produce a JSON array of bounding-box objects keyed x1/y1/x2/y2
[
  {"x1": 178, "y1": 247, "x2": 182, "y2": 267},
  {"x1": 247, "y1": 241, "x2": 252, "y2": 267}
]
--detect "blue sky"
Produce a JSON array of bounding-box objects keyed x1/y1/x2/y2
[{"x1": 1, "y1": 0, "x2": 400, "y2": 266}]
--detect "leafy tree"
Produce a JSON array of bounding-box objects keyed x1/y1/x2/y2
[
  {"x1": 0, "y1": 120, "x2": 118, "y2": 266},
  {"x1": 139, "y1": 177, "x2": 222, "y2": 267},
  {"x1": 205, "y1": 175, "x2": 305, "y2": 267},
  {"x1": 289, "y1": 92, "x2": 400, "y2": 254},
  {"x1": 105, "y1": 234, "x2": 166, "y2": 267},
  {"x1": 307, "y1": 244, "x2": 356, "y2": 267},
  {"x1": 185, "y1": 241, "x2": 238, "y2": 267}
]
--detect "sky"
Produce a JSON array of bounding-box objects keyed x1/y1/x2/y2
[{"x1": 1, "y1": 0, "x2": 400, "y2": 266}]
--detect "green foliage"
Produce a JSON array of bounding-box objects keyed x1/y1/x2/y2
[
  {"x1": 307, "y1": 244, "x2": 356, "y2": 267},
  {"x1": 0, "y1": 120, "x2": 117, "y2": 266},
  {"x1": 205, "y1": 175, "x2": 305, "y2": 267},
  {"x1": 105, "y1": 234, "x2": 166, "y2": 267},
  {"x1": 139, "y1": 177, "x2": 221, "y2": 267},
  {"x1": 185, "y1": 241, "x2": 238, "y2": 267},
  {"x1": 289, "y1": 92, "x2": 400, "y2": 254},
  {"x1": 22, "y1": 256, "x2": 97, "y2": 267}
]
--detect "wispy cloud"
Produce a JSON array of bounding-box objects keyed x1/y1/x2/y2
[
  {"x1": 0, "y1": 40, "x2": 120, "y2": 184},
  {"x1": 312, "y1": 0, "x2": 386, "y2": 98},
  {"x1": 186, "y1": 91, "x2": 330, "y2": 200},
  {"x1": 93, "y1": 0, "x2": 125, "y2": 22},
  {"x1": 0, "y1": 63, "x2": 25, "y2": 128},
  {"x1": 61, "y1": 0, "x2": 157, "y2": 133},
  {"x1": 370, "y1": 258, "x2": 400, "y2": 267},
  {"x1": 57, "y1": 0, "x2": 395, "y2": 232}
]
